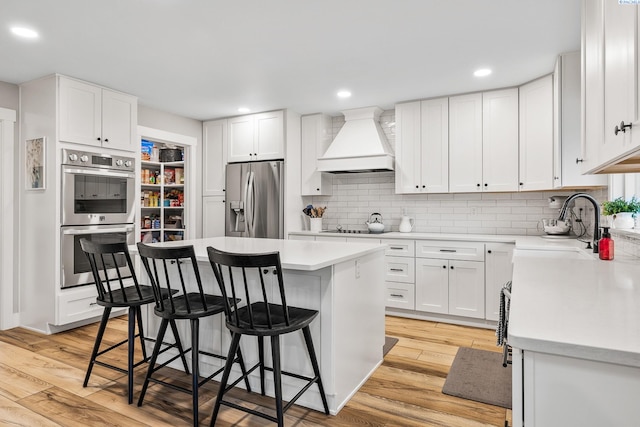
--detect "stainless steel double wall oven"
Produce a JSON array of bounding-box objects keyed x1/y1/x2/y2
[{"x1": 60, "y1": 149, "x2": 136, "y2": 288}]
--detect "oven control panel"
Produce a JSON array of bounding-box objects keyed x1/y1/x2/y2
[{"x1": 62, "y1": 149, "x2": 135, "y2": 172}]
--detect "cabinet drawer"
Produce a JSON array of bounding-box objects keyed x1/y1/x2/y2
[
  {"x1": 57, "y1": 287, "x2": 125, "y2": 325},
  {"x1": 384, "y1": 239, "x2": 415, "y2": 257},
  {"x1": 415, "y1": 240, "x2": 485, "y2": 261},
  {"x1": 385, "y1": 282, "x2": 415, "y2": 310},
  {"x1": 385, "y1": 256, "x2": 415, "y2": 283}
]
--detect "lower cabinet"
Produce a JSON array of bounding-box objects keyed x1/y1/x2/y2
[
  {"x1": 202, "y1": 195, "x2": 225, "y2": 238},
  {"x1": 485, "y1": 242, "x2": 515, "y2": 321},
  {"x1": 415, "y1": 258, "x2": 485, "y2": 318}
]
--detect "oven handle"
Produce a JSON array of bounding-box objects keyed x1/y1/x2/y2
[
  {"x1": 62, "y1": 166, "x2": 136, "y2": 179},
  {"x1": 62, "y1": 225, "x2": 134, "y2": 235}
]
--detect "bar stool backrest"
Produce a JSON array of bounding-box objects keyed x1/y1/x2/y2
[
  {"x1": 80, "y1": 239, "x2": 141, "y2": 304},
  {"x1": 207, "y1": 247, "x2": 289, "y2": 330},
  {"x1": 136, "y1": 243, "x2": 208, "y2": 315}
]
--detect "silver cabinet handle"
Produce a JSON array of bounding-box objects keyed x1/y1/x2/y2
[
  {"x1": 389, "y1": 246, "x2": 404, "y2": 250},
  {"x1": 389, "y1": 268, "x2": 404, "y2": 272},
  {"x1": 439, "y1": 249, "x2": 457, "y2": 253},
  {"x1": 390, "y1": 294, "x2": 404, "y2": 298}
]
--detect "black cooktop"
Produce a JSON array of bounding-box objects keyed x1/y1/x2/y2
[{"x1": 322, "y1": 229, "x2": 392, "y2": 234}]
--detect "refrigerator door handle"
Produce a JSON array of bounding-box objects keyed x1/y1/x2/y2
[{"x1": 246, "y1": 171, "x2": 256, "y2": 237}]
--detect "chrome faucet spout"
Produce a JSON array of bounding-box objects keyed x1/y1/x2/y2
[{"x1": 557, "y1": 193, "x2": 600, "y2": 253}]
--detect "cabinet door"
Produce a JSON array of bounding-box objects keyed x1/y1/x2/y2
[
  {"x1": 203, "y1": 119, "x2": 227, "y2": 196},
  {"x1": 101, "y1": 89, "x2": 137, "y2": 152},
  {"x1": 202, "y1": 195, "x2": 225, "y2": 238},
  {"x1": 421, "y1": 98, "x2": 449, "y2": 193},
  {"x1": 449, "y1": 93, "x2": 483, "y2": 193},
  {"x1": 485, "y1": 243, "x2": 514, "y2": 321},
  {"x1": 581, "y1": 0, "x2": 605, "y2": 173},
  {"x1": 483, "y1": 89, "x2": 519, "y2": 192},
  {"x1": 394, "y1": 101, "x2": 422, "y2": 193},
  {"x1": 59, "y1": 77, "x2": 102, "y2": 147},
  {"x1": 415, "y1": 258, "x2": 449, "y2": 314},
  {"x1": 448, "y1": 260, "x2": 485, "y2": 319},
  {"x1": 301, "y1": 114, "x2": 333, "y2": 195},
  {"x1": 553, "y1": 58, "x2": 563, "y2": 189},
  {"x1": 254, "y1": 110, "x2": 284, "y2": 160},
  {"x1": 227, "y1": 115, "x2": 254, "y2": 162},
  {"x1": 519, "y1": 75, "x2": 554, "y2": 191},
  {"x1": 603, "y1": 0, "x2": 638, "y2": 160}
]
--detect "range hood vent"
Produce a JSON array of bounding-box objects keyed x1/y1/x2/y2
[{"x1": 316, "y1": 106, "x2": 395, "y2": 173}]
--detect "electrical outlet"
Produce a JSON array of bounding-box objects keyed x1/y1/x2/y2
[
  {"x1": 470, "y1": 207, "x2": 478, "y2": 216},
  {"x1": 355, "y1": 259, "x2": 361, "y2": 279}
]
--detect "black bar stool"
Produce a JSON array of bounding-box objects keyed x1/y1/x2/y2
[
  {"x1": 79, "y1": 239, "x2": 189, "y2": 404},
  {"x1": 207, "y1": 247, "x2": 330, "y2": 427},
  {"x1": 136, "y1": 243, "x2": 251, "y2": 427}
]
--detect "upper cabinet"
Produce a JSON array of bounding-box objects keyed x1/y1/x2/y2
[
  {"x1": 227, "y1": 110, "x2": 284, "y2": 163},
  {"x1": 449, "y1": 93, "x2": 483, "y2": 193},
  {"x1": 582, "y1": 0, "x2": 640, "y2": 173},
  {"x1": 556, "y1": 52, "x2": 607, "y2": 188},
  {"x1": 203, "y1": 119, "x2": 227, "y2": 196},
  {"x1": 395, "y1": 98, "x2": 449, "y2": 194},
  {"x1": 59, "y1": 76, "x2": 137, "y2": 152},
  {"x1": 482, "y1": 88, "x2": 520, "y2": 192},
  {"x1": 519, "y1": 75, "x2": 554, "y2": 191},
  {"x1": 301, "y1": 113, "x2": 333, "y2": 196}
]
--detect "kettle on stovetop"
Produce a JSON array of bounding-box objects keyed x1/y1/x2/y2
[{"x1": 365, "y1": 213, "x2": 385, "y2": 233}]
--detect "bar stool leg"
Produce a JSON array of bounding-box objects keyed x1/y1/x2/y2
[
  {"x1": 169, "y1": 319, "x2": 191, "y2": 375},
  {"x1": 229, "y1": 330, "x2": 252, "y2": 393},
  {"x1": 127, "y1": 306, "x2": 136, "y2": 404},
  {"x1": 138, "y1": 318, "x2": 169, "y2": 406},
  {"x1": 84, "y1": 307, "x2": 111, "y2": 388},
  {"x1": 210, "y1": 333, "x2": 241, "y2": 427},
  {"x1": 302, "y1": 326, "x2": 329, "y2": 414},
  {"x1": 270, "y1": 335, "x2": 284, "y2": 427},
  {"x1": 135, "y1": 306, "x2": 148, "y2": 361},
  {"x1": 258, "y1": 336, "x2": 266, "y2": 395},
  {"x1": 191, "y1": 318, "x2": 199, "y2": 427}
]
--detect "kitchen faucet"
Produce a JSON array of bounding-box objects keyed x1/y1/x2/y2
[{"x1": 557, "y1": 193, "x2": 600, "y2": 253}]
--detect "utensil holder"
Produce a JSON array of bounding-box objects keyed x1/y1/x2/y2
[{"x1": 310, "y1": 218, "x2": 322, "y2": 233}]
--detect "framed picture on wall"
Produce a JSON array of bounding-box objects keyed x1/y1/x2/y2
[{"x1": 25, "y1": 137, "x2": 45, "y2": 190}]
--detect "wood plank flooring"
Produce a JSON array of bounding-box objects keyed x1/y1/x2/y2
[{"x1": 0, "y1": 315, "x2": 511, "y2": 426}]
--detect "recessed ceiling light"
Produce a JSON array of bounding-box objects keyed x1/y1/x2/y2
[
  {"x1": 473, "y1": 68, "x2": 492, "y2": 77},
  {"x1": 337, "y1": 90, "x2": 352, "y2": 99},
  {"x1": 11, "y1": 27, "x2": 39, "y2": 39},
  {"x1": 237, "y1": 107, "x2": 250, "y2": 113}
]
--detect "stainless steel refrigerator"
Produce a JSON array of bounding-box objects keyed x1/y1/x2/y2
[{"x1": 225, "y1": 160, "x2": 284, "y2": 239}]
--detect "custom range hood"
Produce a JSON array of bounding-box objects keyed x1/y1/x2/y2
[{"x1": 317, "y1": 106, "x2": 395, "y2": 173}]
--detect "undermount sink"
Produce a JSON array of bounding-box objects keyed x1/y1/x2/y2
[{"x1": 513, "y1": 247, "x2": 595, "y2": 261}]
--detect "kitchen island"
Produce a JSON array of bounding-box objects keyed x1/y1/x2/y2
[{"x1": 130, "y1": 236, "x2": 386, "y2": 415}]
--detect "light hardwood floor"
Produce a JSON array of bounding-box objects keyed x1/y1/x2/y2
[{"x1": 0, "y1": 315, "x2": 511, "y2": 426}]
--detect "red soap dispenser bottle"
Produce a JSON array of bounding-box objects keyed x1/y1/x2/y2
[{"x1": 599, "y1": 227, "x2": 614, "y2": 260}]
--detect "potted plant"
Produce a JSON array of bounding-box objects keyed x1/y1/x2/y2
[{"x1": 601, "y1": 197, "x2": 640, "y2": 229}]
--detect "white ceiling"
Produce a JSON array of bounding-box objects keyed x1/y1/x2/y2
[{"x1": 1, "y1": 0, "x2": 581, "y2": 121}]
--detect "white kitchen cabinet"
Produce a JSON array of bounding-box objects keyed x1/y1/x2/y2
[
  {"x1": 484, "y1": 243, "x2": 514, "y2": 321},
  {"x1": 301, "y1": 114, "x2": 333, "y2": 196},
  {"x1": 519, "y1": 75, "x2": 554, "y2": 191},
  {"x1": 482, "y1": 88, "x2": 519, "y2": 192},
  {"x1": 202, "y1": 196, "x2": 225, "y2": 238},
  {"x1": 581, "y1": 0, "x2": 606, "y2": 174},
  {"x1": 449, "y1": 93, "x2": 483, "y2": 193},
  {"x1": 395, "y1": 98, "x2": 449, "y2": 194},
  {"x1": 59, "y1": 76, "x2": 137, "y2": 152},
  {"x1": 227, "y1": 110, "x2": 284, "y2": 163},
  {"x1": 415, "y1": 258, "x2": 449, "y2": 314},
  {"x1": 415, "y1": 240, "x2": 485, "y2": 319},
  {"x1": 581, "y1": 0, "x2": 640, "y2": 173},
  {"x1": 555, "y1": 52, "x2": 607, "y2": 188},
  {"x1": 203, "y1": 119, "x2": 227, "y2": 196}
]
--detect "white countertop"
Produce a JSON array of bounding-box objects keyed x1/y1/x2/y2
[{"x1": 130, "y1": 236, "x2": 385, "y2": 271}]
